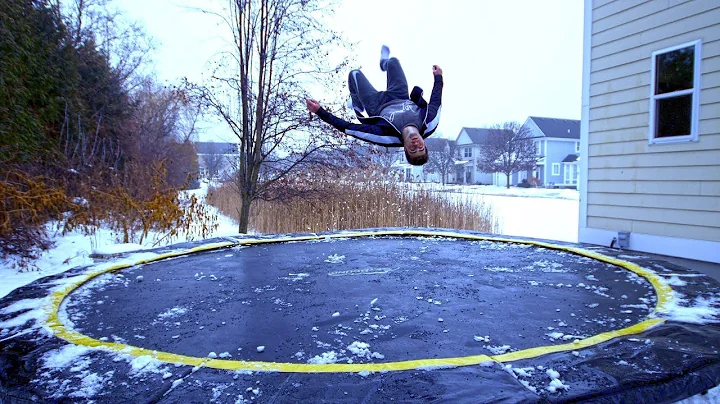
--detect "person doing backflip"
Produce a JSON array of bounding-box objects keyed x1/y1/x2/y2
[{"x1": 306, "y1": 46, "x2": 443, "y2": 166}]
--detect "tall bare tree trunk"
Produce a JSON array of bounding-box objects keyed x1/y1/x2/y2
[{"x1": 238, "y1": 193, "x2": 252, "y2": 233}]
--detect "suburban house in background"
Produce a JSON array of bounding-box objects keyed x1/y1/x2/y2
[
  {"x1": 194, "y1": 142, "x2": 238, "y2": 180},
  {"x1": 423, "y1": 138, "x2": 459, "y2": 184},
  {"x1": 453, "y1": 124, "x2": 581, "y2": 188},
  {"x1": 390, "y1": 138, "x2": 460, "y2": 183},
  {"x1": 455, "y1": 127, "x2": 495, "y2": 185},
  {"x1": 521, "y1": 116, "x2": 581, "y2": 188},
  {"x1": 579, "y1": 0, "x2": 720, "y2": 263}
]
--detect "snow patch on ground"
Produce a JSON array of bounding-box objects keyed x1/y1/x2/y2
[
  {"x1": 92, "y1": 243, "x2": 144, "y2": 255},
  {"x1": 324, "y1": 254, "x2": 345, "y2": 264},
  {"x1": 42, "y1": 344, "x2": 92, "y2": 369},
  {"x1": 307, "y1": 351, "x2": 338, "y2": 364},
  {"x1": 157, "y1": 306, "x2": 188, "y2": 320},
  {"x1": 661, "y1": 293, "x2": 720, "y2": 324}
]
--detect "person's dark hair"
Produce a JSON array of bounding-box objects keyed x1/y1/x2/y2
[{"x1": 405, "y1": 150, "x2": 429, "y2": 166}]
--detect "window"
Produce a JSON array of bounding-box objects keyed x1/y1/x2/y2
[
  {"x1": 649, "y1": 40, "x2": 701, "y2": 144},
  {"x1": 552, "y1": 163, "x2": 560, "y2": 176},
  {"x1": 536, "y1": 141, "x2": 543, "y2": 155},
  {"x1": 464, "y1": 147, "x2": 472, "y2": 158},
  {"x1": 575, "y1": 142, "x2": 580, "y2": 153},
  {"x1": 564, "y1": 164, "x2": 579, "y2": 185}
]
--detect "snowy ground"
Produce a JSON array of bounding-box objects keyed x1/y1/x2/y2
[
  {"x1": 1, "y1": 182, "x2": 718, "y2": 402},
  {"x1": 411, "y1": 183, "x2": 580, "y2": 243}
]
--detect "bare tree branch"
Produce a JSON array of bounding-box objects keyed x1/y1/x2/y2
[
  {"x1": 187, "y1": 0, "x2": 352, "y2": 233},
  {"x1": 477, "y1": 121, "x2": 539, "y2": 189}
]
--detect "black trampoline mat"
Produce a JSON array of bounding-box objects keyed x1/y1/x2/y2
[{"x1": 1, "y1": 229, "x2": 719, "y2": 403}]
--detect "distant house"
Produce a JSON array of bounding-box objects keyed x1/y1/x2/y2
[
  {"x1": 522, "y1": 116, "x2": 581, "y2": 188},
  {"x1": 423, "y1": 138, "x2": 459, "y2": 184},
  {"x1": 455, "y1": 128, "x2": 495, "y2": 185},
  {"x1": 578, "y1": 1, "x2": 720, "y2": 263},
  {"x1": 388, "y1": 138, "x2": 461, "y2": 183},
  {"x1": 390, "y1": 150, "x2": 424, "y2": 182},
  {"x1": 194, "y1": 142, "x2": 238, "y2": 180}
]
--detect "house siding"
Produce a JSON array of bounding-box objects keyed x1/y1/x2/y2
[
  {"x1": 545, "y1": 139, "x2": 579, "y2": 187},
  {"x1": 523, "y1": 119, "x2": 547, "y2": 184},
  {"x1": 584, "y1": 1, "x2": 720, "y2": 250},
  {"x1": 456, "y1": 130, "x2": 494, "y2": 184}
]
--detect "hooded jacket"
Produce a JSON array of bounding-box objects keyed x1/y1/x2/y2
[{"x1": 315, "y1": 74, "x2": 443, "y2": 147}]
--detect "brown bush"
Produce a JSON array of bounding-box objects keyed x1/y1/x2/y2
[
  {"x1": 1, "y1": 158, "x2": 218, "y2": 273},
  {"x1": 206, "y1": 169, "x2": 495, "y2": 234},
  {"x1": 69, "y1": 161, "x2": 217, "y2": 245},
  {"x1": 0, "y1": 169, "x2": 74, "y2": 265}
]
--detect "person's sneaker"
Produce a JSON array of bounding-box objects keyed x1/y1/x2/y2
[{"x1": 379, "y1": 45, "x2": 390, "y2": 71}]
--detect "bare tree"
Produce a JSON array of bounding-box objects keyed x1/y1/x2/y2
[
  {"x1": 477, "y1": 121, "x2": 538, "y2": 189},
  {"x1": 190, "y1": 0, "x2": 350, "y2": 233},
  {"x1": 202, "y1": 143, "x2": 228, "y2": 179},
  {"x1": 61, "y1": 0, "x2": 153, "y2": 89},
  {"x1": 424, "y1": 138, "x2": 458, "y2": 185},
  {"x1": 124, "y1": 79, "x2": 201, "y2": 187}
]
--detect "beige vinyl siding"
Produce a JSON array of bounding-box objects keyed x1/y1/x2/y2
[
  {"x1": 587, "y1": 217, "x2": 720, "y2": 241},
  {"x1": 590, "y1": 39, "x2": 720, "y2": 85},
  {"x1": 587, "y1": 1, "x2": 720, "y2": 242},
  {"x1": 588, "y1": 180, "x2": 720, "y2": 197}
]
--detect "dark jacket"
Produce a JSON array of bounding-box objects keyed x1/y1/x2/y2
[{"x1": 316, "y1": 75, "x2": 443, "y2": 147}]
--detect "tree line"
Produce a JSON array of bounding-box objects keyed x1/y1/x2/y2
[{"x1": 1, "y1": 0, "x2": 214, "y2": 266}]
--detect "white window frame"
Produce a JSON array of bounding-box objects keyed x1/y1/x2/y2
[
  {"x1": 575, "y1": 141, "x2": 580, "y2": 153},
  {"x1": 563, "y1": 163, "x2": 579, "y2": 185},
  {"x1": 464, "y1": 147, "x2": 472, "y2": 158},
  {"x1": 552, "y1": 163, "x2": 560, "y2": 176},
  {"x1": 649, "y1": 39, "x2": 702, "y2": 145}
]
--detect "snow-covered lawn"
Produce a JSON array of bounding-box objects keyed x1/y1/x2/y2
[
  {"x1": 419, "y1": 183, "x2": 580, "y2": 201},
  {"x1": 413, "y1": 183, "x2": 580, "y2": 243}
]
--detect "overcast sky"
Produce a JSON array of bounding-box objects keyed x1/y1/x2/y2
[{"x1": 119, "y1": 0, "x2": 584, "y2": 142}]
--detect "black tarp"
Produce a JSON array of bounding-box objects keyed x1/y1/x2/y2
[{"x1": 1, "y1": 229, "x2": 719, "y2": 403}]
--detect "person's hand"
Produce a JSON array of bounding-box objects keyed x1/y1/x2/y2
[
  {"x1": 433, "y1": 65, "x2": 443, "y2": 76},
  {"x1": 306, "y1": 98, "x2": 320, "y2": 114}
]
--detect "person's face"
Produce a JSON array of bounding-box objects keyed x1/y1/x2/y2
[{"x1": 403, "y1": 131, "x2": 426, "y2": 160}]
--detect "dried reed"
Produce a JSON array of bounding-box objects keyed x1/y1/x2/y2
[{"x1": 206, "y1": 170, "x2": 496, "y2": 234}]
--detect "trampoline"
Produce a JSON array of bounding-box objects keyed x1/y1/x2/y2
[{"x1": 1, "y1": 229, "x2": 719, "y2": 403}]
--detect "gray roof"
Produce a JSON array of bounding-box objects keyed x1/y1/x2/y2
[
  {"x1": 458, "y1": 128, "x2": 492, "y2": 144},
  {"x1": 562, "y1": 154, "x2": 579, "y2": 163},
  {"x1": 458, "y1": 127, "x2": 517, "y2": 144},
  {"x1": 194, "y1": 142, "x2": 238, "y2": 154},
  {"x1": 424, "y1": 137, "x2": 455, "y2": 152},
  {"x1": 529, "y1": 117, "x2": 580, "y2": 139}
]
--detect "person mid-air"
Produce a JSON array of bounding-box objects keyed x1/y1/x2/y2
[{"x1": 306, "y1": 46, "x2": 443, "y2": 166}]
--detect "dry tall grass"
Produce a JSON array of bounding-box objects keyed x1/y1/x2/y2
[{"x1": 207, "y1": 170, "x2": 496, "y2": 234}]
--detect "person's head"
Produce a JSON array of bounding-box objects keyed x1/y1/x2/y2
[{"x1": 401, "y1": 125, "x2": 428, "y2": 166}]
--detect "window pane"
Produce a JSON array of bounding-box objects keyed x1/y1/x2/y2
[
  {"x1": 655, "y1": 94, "x2": 692, "y2": 138},
  {"x1": 655, "y1": 46, "x2": 694, "y2": 95}
]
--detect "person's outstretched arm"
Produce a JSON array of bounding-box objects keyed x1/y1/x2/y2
[
  {"x1": 305, "y1": 99, "x2": 403, "y2": 146},
  {"x1": 423, "y1": 65, "x2": 443, "y2": 137}
]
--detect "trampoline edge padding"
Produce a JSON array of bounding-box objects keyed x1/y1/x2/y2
[{"x1": 43, "y1": 229, "x2": 675, "y2": 373}]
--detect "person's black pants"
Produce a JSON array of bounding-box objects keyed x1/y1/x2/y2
[{"x1": 348, "y1": 57, "x2": 408, "y2": 116}]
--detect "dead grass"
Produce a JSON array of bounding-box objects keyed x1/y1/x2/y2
[{"x1": 207, "y1": 169, "x2": 496, "y2": 234}]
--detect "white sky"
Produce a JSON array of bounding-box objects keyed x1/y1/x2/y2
[{"x1": 117, "y1": 0, "x2": 584, "y2": 142}]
